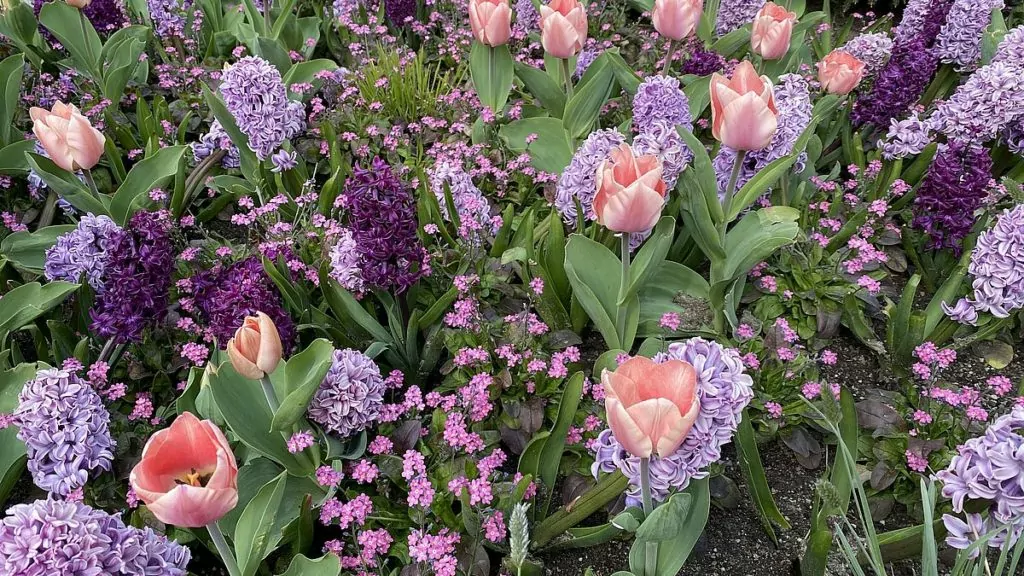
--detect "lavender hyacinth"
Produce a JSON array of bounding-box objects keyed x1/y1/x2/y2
[
  {"x1": 935, "y1": 0, "x2": 1003, "y2": 70},
  {"x1": 880, "y1": 114, "x2": 932, "y2": 159},
  {"x1": 838, "y1": 33, "x2": 894, "y2": 78},
  {"x1": 593, "y1": 339, "x2": 754, "y2": 503},
  {"x1": 308, "y1": 348, "x2": 386, "y2": 437},
  {"x1": 911, "y1": 142, "x2": 993, "y2": 252},
  {"x1": 963, "y1": 205, "x2": 1024, "y2": 318},
  {"x1": 715, "y1": 0, "x2": 765, "y2": 36},
  {"x1": 892, "y1": 0, "x2": 934, "y2": 44},
  {"x1": 0, "y1": 498, "x2": 190, "y2": 575},
  {"x1": 428, "y1": 162, "x2": 497, "y2": 240},
  {"x1": 44, "y1": 214, "x2": 121, "y2": 291},
  {"x1": 942, "y1": 297, "x2": 979, "y2": 325},
  {"x1": 328, "y1": 228, "x2": 365, "y2": 294},
  {"x1": 632, "y1": 75, "x2": 692, "y2": 135},
  {"x1": 574, "y1": 48, "x2": 601, "y2": 80},
  {"x1": 219, "y1": 56, "x2": 306, "y2": 160},
  {"x1": 992, "y1": 26, "x2": 1024, "y2": 65},
  {"x1": 928, "y1": 61, "x2": 1024, "y2": 145},
  {"x1": 147, "y1": 0, "x2": 193, "y2": 38},
  {"x1": 633, "y1": 120, "x2": 691, "y2": 188},
  {"x1": 554, "y1": 128, "x2": 625, "y2": 223},
  {"x1": 513, "y1": 0, "x2": 539, "y2": 36},
  {"x1": 191, "y1": 120, "x2": 241, "y2": 169},
  {"x1": 14, "y1": 369, "x2": 115, "y2": 496}
]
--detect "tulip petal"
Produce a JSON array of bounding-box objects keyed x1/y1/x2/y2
[
  {"x1": 607, "y1": 397, "x2": 654, "y2": 458},
  {"x1": 718, "y1": 92, "x2": 778, "y2": 151},
  {"x1": 147, "y1": 485, "x2": 240, "y2": 528},
  {"x1": 654, "y1": 396, "x2": 700, "y2": 457},
  {"x1": 227, "y1": 337, "x2": 265, "y2": 379},
  {"x1": 66, "y1": 114, "x2": 105, "y2": 171},
  {"x1": 601, "y1": 183, "x2": 665, "y2": 233},
  {"x1": 624, "y1": 398, "x2": 682, "y2": 457},
  {"x1": 255, "y1": 311, "x2": 283, "y2": 374},
  {"x1": 636, "y1": 359, "x2": 697, "y2": 411}
]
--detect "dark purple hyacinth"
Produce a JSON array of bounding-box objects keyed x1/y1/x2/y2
[
  {"x1": 911, "y1": 142, "x2": 993, "y2": 252},
  {"x1": 33, "y1": 0, "x2": 128, "y2": 37},
  {"x1": 681, "y1": 46, "x2": 726, "y2": 76},
  {"x1": 90, "y1": 211, "x2": 174, "y2": 344},
  {"x1": 384, "y1": 0, "x2": 416, "y2": 26},
  {"x1": 191, "y1": 257, "x2": 296, "y2": 351},
  {"x1": 340, "y1": 157, "x2": 429, "y2": 293}
]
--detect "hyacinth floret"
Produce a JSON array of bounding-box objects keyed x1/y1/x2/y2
[
  {"x1": 44, "y1": 214, "x2": 121, "y2": 292},
  {"x1": 513, "y1": 0, "x2": 539, "y2": 36},
  {"x1": 632, "y1": 75, "x2": 693, "y2": 135},
  {"x1": 935, "y1": 0, "x2": 1004, "y2": 70},
  {"x1": 14, "y1": 369, "x2": 115, "y2": 496},
  {"x1": 881, "y1": 114, "x2": 932, "y2": 159},
  {"x1": 219, "y1": 56, "x2": 306, "y2": 160},
  {"x1": 593, "y1": 338, "x2": 754, "y2": 503},
  {"x1": 328, "y1": 228, "x2": 365, "y2": 295},
  {"x1": 992, "y1": 25, "x2": 1024, "y2": 66},
  {"x1": 928, "y1": 61, "x2": 1024, "y2": 145},
  {"x1": 852, "y1": 36, "x2": 939, "y2": 129},
  {"x1": 147, "y1": 0, "x2": 193, "y2": 38},
  {"x1": 838, "y1": 32, "x2": 894, "y2": 78},
  {"x1": 191, "y1": 120, "x2": 242, "y2": 169},
  {"x1": 554, "y1": 129, "x2": 625, "y2": 223},
  {"x1": 308, "y1": 348, "x2": 386, "y2": 437},
  {"x1": 428, "y1": 162, "x2": 497, "y2": 241},
  {"x1": 633, "y1": 120, "x2": 691, "y2": 189},
  {"x1": 715, "y1": 0, "x2": 765, "y2": 37},
  {"x1": 965, "y1": 205, "x2": 1024, "y2": 319},
  {"x1": 911, "y1": 142, "x2": 993, "y2": 252}
]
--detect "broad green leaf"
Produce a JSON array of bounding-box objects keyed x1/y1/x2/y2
[
  {"x1": 109, "y1": 145, "x2": 187, "y2": 224},
  {"x1": 39, "y1": 3, "x2": 102, "y2": 78},
  {"x1": 562, "y1": 54, "x2": 615, "y2": 138},
  {"x1": 682, "y1": 75, "x2": 711, "y2": 119},
  {"x1": 563, "y1": 234, "x2": 625, "y2": 349},
  {"x1": 499, "y1": 117, "x2": 573, "y2": 175},
  {"x1": 634, "y1": 492, "x2": 692, "y2": 542},
  {"x1": 736, "y1": 413, "x2": 790, "y2": 545},
  {"x1": 537, "y1": 372, "x2": 584, "y2": 515},
  {"x1": 0, "y1": 140, "x2": 35, "y2": 175},
  {"x1": 0, "y1": 53, "x2": 24, "y2": 147},
  {"x1": 220, "y1": 458, "x2": 327, "y2": 543},
  {"x1": 234, "y1": 473, "x2": 288, "y2": 576},
  {"x1": 676, "y1": 126, "x2": 725, "y2": 223},
  {"x1": 711, "y1": 27, "x2": 750, "y2": 57},
  {"x1": 282, "y1": 59, "x2": 338, "y2": 98},
  {"x1": 277, "y1": 554, "x2": 341, "y2": 576},
  {"x1": 515, "y1": 61, "x2": 567, "y2": 117},
  {"x1": 0, "y1": 363, "x2": 35, "y2": 504},
  {"x1": 638, "y1": 261, "x2": 710, "y2": 337},
  {"x1": 321, "y1": 278, "x2": 392, "y2": 344},
  {"x1": 470, "y1": 42, "x2": 515, "y2": 114},
  {"x1": 727, "y1": 154, "x2": 799, "y2": 221},
  {"x1": 0, "y1": 282, "x2": 80, "y2": 333},
  {"x1": 24, "y1": 153, "x2": 110, "y2": 216},
  {"x1": 620, "y1": 216, "x2": 674, "y2": 305},
  {"x1": 0, "y1": 225, "x2": 74, "y2": 273},
  {"x1": 629, "y1": 477, "x2": 710, "y2": 575},
  {"x1": 271, "y1": 339, "x2": 335, "y2": 431},
  {"x1": 718, "y1": 207, "x2": 800, "y2": 283},
  {"x1": 202, "y1": 84, "x2": 260, "y2": 181}
]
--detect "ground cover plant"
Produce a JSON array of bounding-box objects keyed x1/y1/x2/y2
[{"x1": 0, "y1": 0, "x2": 1023, "y2": 574}]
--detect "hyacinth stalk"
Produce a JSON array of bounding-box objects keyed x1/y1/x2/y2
[
  {"x1": 207, "y1": 522, "x2": 240, "y2": 576},
  {"x1": 640, "y1": 457, "x2": 657, "y2": 576}
]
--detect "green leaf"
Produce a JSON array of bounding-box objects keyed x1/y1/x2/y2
[
  {"x1": 638, "y1": 261, "x2": 711, "y2": 336},
  {"x1": 562, "y1": 55, "x2": 616, "y2": 138},
  {"x1": 0, "y1": 363, "x2": 35, "y2": 504},
  {"x1": 832, "y1": 387, "x2": 858, "y2": 516},
  {"x1": 676, "y1": 126, "x2": 724, "y2": 225},
  {"x1": 620, "y1": 216, "x2": 674, "y2": 305},
  {"x1": 635, "y1": 493, "x2": 692, "y2": 542},
  {"x1": 718, "y1": 207, "x2": 799, "y2": 283},
  {"x1": 281, "y1": 59, "x2": 338, "y2": 98},
  {"x1": 0, "y1": 225, "x2": 74, "y2": 273},
  {"x1": 271, "y1": 339, "x2": 335, "y2": 431},
  {"x1": 24, "y1": 153, "x2": 110, "y2": 216},
  {"x1": 711, "y1": 27, "x2": 751, "y2": 57},
  {"x1": 0, "y1": 140, "x2": 36, "y2": 175},
  {"x1": 0, "y1": 282, "x2": 80, "y2": 333},
  {"x1": 629, "y1": 477, "x2": 710, "y2": 575},
  {"x1": 234, "y1": 473, "x2": 288, "y2": 576},
  {"x1": 727, "y1": 154, "x2": 799, "y2": 221},
  {"x1": 537, "y1": 372, "x2": 585, "y2": 515},
  {"x1": 736, "y1": 414, "x2": 790, "y2": 544},
  {"x1": 321, "y1": 278, "x2": 392, "y2": 344},
  {"x1": 499, "y1": 117, "x2": 573, "y2": 175},
  {"x1": 683, "y1": 75, "x2": 711, "y2": 119},
  {"x1": 515, "y1": 61, "x2": 566, "y2": 117},
  {"x1": 202, "y1": 84, "x2": 260, "y2": 181},
  {"x1": 109, "y1": 145, "x2": 187, "y2": 225},
  {"x1": 39, "y1": 3, "x2": 102, "y2": 78},
  {"x1": 0, "y1": 53, "x2": 24, "y2": 147},
  {"x1": 470, "y1": 42, "x2": 515, "y2": 114},
  {"x1": 801, "y1": 526, "x2": 834, "y2": 576},
  {"x1": 277, "y1": 554, "x2": 341, "y2": 576},
  {"x1": 563, "y1": 234, "x2": 627, "y2": 349}
]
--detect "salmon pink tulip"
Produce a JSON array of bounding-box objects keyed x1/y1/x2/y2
[
  {"x1": 469, "y1": 0, "x2": 512, "y2": 47},
  {"x1": 129, "y1": 412, "x2": 239, "y2": 528},
  {"x1": 65, "y1": 0, "x2": 92, "y2": 7},
  {"x1": 539, "y1": 0, "x2": 587, "y2": 59},
  {"x1": 602, "y1": 356, "x2": 700, "y2": 459},
  {"x1": 710, "y1": 60, "x2": 779, "y2": 151},
  {"x1": 29, "y1": 102, "x2": 105, "y2": 173},
  {"x1": 750, "y1": 2, "x2": 797, "y2": 60},
  {"x1": 817, "y1": 50, "x2": 866, "y2": 95},
  {"x1": 594, "y1": 144, "x2": 667, "y2": 234},
  {"x1": 651, "y1": 0, "x2": 702, "y2": 41},
  {"x1": 226, "y1": 311, "x2": 283, "y2": 380}
]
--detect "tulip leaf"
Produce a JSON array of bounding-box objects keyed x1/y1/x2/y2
[
  {"x1": 638, "y1": 261, "x2": 711, "y2": 337},
  {"x1": 726, "y1": 154, "x2": 799, "y2": 221},
  {"x1": 109, "y1": 145, "x2": 188, "y2": 225},
  {"x1": 39, "y1": 2, "x2": 102, "y2": 79},
  {"x1": 683, "y1": 75, "x2": 711, "y2": 118},
  {"x1": 515, "y1": 61, "x2": 566, "y2": 117},
  {"x1": 0, "y1": 225, "x2": 75, "y2": 274},
  {"x1": 277, "y1": 554, "x2": 341, "y2": 576},
  {"x1": 0, "y1": 53, "x2": 24, "y2": 148},
  {"x1": 0, "y1": 140, "x2": 35, "y2": 175},
  {"x1": 0, "y1": 282, "x2": 80, "y2": 334},
  {"x1": 234, "y1": 472, "x2": 288, "y2": 576},
  {"x1": 620, "y1": 216, "x2": 675, "y2": 305},
  {"x1": 736, "y1": 413, "x2": 790, "y2": 545},
  {"x1": 499, "y1": 117, "x2": 573, "y2": 175},
  {"x1": 629, "y1": 477, "x2": 710, "y2": 575},
  {"x1": 536, "y1": 371, "x2": 585, "y2": 516},
  {"x1": 281, "y1": 59, "x2": 338, "y2": 99},
  {"x1": 24, "y1": 153, "x2": 110, "y2": 216},
  {"x1": 469, "y1": 42, "x2": 514, "y2": 115},
  {"x1": 718, "y1": 207, "x2": 800, "y2": 283},
  {"x1": 563, "y1": 54, "x2": 616, "y2": 138},
  {"x1": 563, "y1": 234, "x2": 626, "y2": 350},
  {"x1": 0, "y1": 363, "x2": 36, "y2": 505},
  {"x1": 270, "y1": 338, "x2": 335, "y2": 431}
]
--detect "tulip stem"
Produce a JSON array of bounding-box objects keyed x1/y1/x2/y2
[
  {"x1": 616, "y1": 233, "x2": 631, "y2": 350},
  {"x1": 207, "y1": 521, "x2": 242, "y2": 576},
  {"x1": 38, "y1": 190, "x2": 59, "y2": 230},
  {"x1": 640, "y1": 457, "x2": 658, "y2": 576},
  {"x1": 720, "y1": 150, "x2": 746, "y2": 237},
  {"x1": 260, "y1": 376, "x2": 280, "y2": 413},
  {"x1": 562, "y1": 58, "x2": 574, "y2": 99},
  {"x1": 662, "y1": 40, "x2": 676, "y2": 76},
  {"x1": 82, "y1": 169, "x2": 101, "y2": 199}
]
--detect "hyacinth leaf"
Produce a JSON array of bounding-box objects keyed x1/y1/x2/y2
[
  {"x1": 564, "y1": 234, "x2": 635, "y2": 350},
  {"x1": 727, "y1": 155, "x2": 800, "y2": 221},
  {"x1": 99, "y1": 26, "x2": 149, "y2": 103},
  {"x1": 537, "y1": 371, "x2": 584, "y2": 516},
  {"x1": 563, "y1": 54, "x2": 616, "y2": 139},
  {"x1": 235, "y1": 472, "x2": 288, "y2": 576},
  {"x1": 109, "y1": 145, "x2": 188, "y2": 225},
  {"x1": 619, "y1": 216, "x2": 674, "y2": 306},
  {"x1": 531, "y1": 470, "x2": 630, "y2": 549},
  {"x1": 683, "y1": 75, "x2": 711, "y2": 119},
  {"x1": 498, "y1": 117, "x2": 573, "y2": 175},
  {"x1": 202, "y1": 84, "x2": 260, "y2": 181},
  {"x1": 546, "y1": 507, "x2": 645, "y2": 551},
  {"x1": 0, "y1": 281, "x2": 80, "y2": 335},
  {"x1": 887, "y1": 274, "x2": 920, "y2": 364},
  {"x1": 0, "y1": 363, "x2": 35, "y2": 505},
  {"x1": 736, "y1": 414, "x2": 789, "y2": 545},
  {"x1": 0, "y1": 53, "x2": 23, "y2": 148},
  {"x1": 628, "y1": 477, "x2": 710, "y2": 575},
  {"x1": 676, "y1": 126, "x2": 724, "y2": 225},
  {"x1": 469, "y1": 42, "x2": 514, "y2": 116},
  {"x1": 0, "y1": 225, "x2": 74, "y2": 274},
  {"x1": 979, "y1": 8, "x2": 1007, "y2": 67},
  {"x1": 602, "y1": 50, "x2": 641, "y2": 96},
  {"x1": 24, "y1": 153, "x2": 110, "y2": 216},
  {"x1": 277, "y1": 553, "x2": 341, "y2": 576},
  {"x1": 321, "y1": 277, "x2": 393, "y2": 345},
  {"x1": 38, "y1": 2, "x2": 102, "y2": 79},
  {"x1": 269, "y1": 0, "x2": 300, "y2": 39},
  {"x1": 515, "y1": 62, "x2": 566, "y2": 117},
  {"x1": 270, "y1": 338, "x2": 334, "y2": 431}
]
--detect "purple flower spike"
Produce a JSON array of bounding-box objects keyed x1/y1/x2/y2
[{"x1": 309, "y1": 348, "x2": 386, "y2": 437}]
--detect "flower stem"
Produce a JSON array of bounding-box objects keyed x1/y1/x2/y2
[
  {"x1": 640, "y1": 457, "x2": 658, "y2": 576},
  {"x1": 615, "y1": 233, "x2": 632, "y2": 350},
  {"x1": 260, "y1": 375, "x2": 280, "y2": 413},
  {"x1": 207, "y1": 521, "x2": 242, "y2": 576},
  {"x1": 720, "y1": 149, "x2": 746, "y2": 240},
  {"x1": 82, "y1": 169, "x2": 101, "y2": 199},
  {"x1": 562, "y1": 58, "x2": 575, "y2": 99},
  {"x1": 38, "y1": 190, "x2": 58, "y2": 230},
  {"x1": 661, "y1": 40, "x2": 676, "y2": 76},
  {"x1": 98, "y1": 339, "x2": 115, "y2": 364}
]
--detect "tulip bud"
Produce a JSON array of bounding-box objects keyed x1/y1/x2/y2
[
  {"x1": 817, "y1": 50, "x2": 866, "y2": 95},
  {"x1": 652, "y1": 0, "x2": 702, "y2": 42},
  {"x1": 226, "y1": 311, "x2": 283, "y2": 379},
  {"x1": 594, "y1": 144, "x2": 667, "y2": 234},
  {"x1": 29, "y1": 102, "x2": 105, "y2": 173},
  {"x1": 469, "y1": 0, "x2": 513, "y2": 47},
  {"x1": 539, "y1": 0, "x2": 588, "y2": 59},
  {"x1": 710, "y1": 60, "x2": 779, "y2": 151},
  {"x1": 750, "y1": 2, "x2": 797, "y2": 60}
]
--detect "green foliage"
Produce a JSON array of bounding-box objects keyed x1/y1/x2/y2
[
  {"x1": 469, "y1": 42, "x2": 515, "y2": 115},
  {"x1": 628, "y1": 478, "x2": 710, "y2": 575}
]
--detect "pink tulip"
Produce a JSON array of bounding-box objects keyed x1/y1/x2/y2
[
  {"x1": 469, "y1": 0, "x2": 512, "y2": 47},
  {"x1": 65, "y1": 0, "x2": 92, "y2": 7},
  {"x1": 226, "y1": 311, "x2": 283, "y2": 380},
  {"x1": 129, "y1": 412, "x2": 239, "y2": 528},
  {"x1": 594, "y1": 144, "x2": 667, "y2": 234},
  {"x1": 817, "y1": 50, "x2": 866, "y2": 95},
  {"x1": 652, "y1": 0, "x2": 702, "y2": 42},
  {"x1": 539, "y1": 0, "x2": 588, "y2": 59},
  {"x1": 29, "y1": 102, "x2": 105, "y2": 173},
  {"x1": 750, "y1": 2, "x2": 797, "y2": 60},
  {"x1": 602, "y1": 356, "x2": 700, "y2": 459},
  {"x1": 710, "y1": 60, "x2": 779, "y2": 151}
]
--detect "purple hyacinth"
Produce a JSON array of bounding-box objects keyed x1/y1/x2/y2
[
  {"x1": 715, "y1": 0, "x2": 765, "y2": 36},
  {"x1": 681, "y1": 45, "x2": 726, "y2": 76},
  {"x1": 308, "y1": 348, "x2": 386, "y2": 437},
  {"x1": 191, "y1": 120, "x2": 241, "y2": 169},
  {"x1": 574, "y1": 48, "x2": 601, "y2": 80},
  {"x1": 89, "y1": 211, "x2": 174, "y2": 344},
  {"x1": 147, "y1": 0, "x2": 193, "y2": 38},
  {"x1": 384, "y1": 0, "x2": 416, "y2": 26},
  {"x1": 713, "y1": 73, "x2": 812, "y2": 195},
  {"x1": 428, "y1": 162, "x2": 497, "y2": 242},
  {"x1": 14, "y1": 369, "x2": 115, "y2": 496},
  {"x1": 191, "y1": 257, "x2": 296, "y2": 350},
  {"x1": 992, "y1": 26, "x2": 1024, "y2": 66},
  {"x1": 880, "y1": 113, "x2": 932, "y2": 159},
  {"x1": 270, "y1": 149, "x2": 298, "y2": 172},
  {"x1": 328, "y1": 228, "x2": 365, "y2": 295},
  {"x1": 554, "y1": 129, "x2": 625, "y2": 223},
  {"x1": 935, "y1": 0, "x2": 1003, "y2": 70},
  {"x1": 839, "y1": 32, "x2": 893, "y2": 78},
  {"x1": 911, "y1": 142, "x2": 993, "y2": 252},
  {"x1": 942, "y1": 297, "x2": 979, "y2": 325},
  {"x1": 928, "y1": 61, "x2": 1024, "y2": 145},
  {"x1": 219, "y1": 56, "x2": 306, "y2": 160},
  {"x1": 633, "y1": 120, "x2": 691, "y2": 189},
  {"x1": 852, "y1": 36, "x2": 939, "y2": 129},
  {"x1": 964, "y1": 205, "x2": 1024, "y2": 318},
  {"x1": 513, "y1": 0, "x2": 539, "y2": 36},
  {"x1": 593, "y1": 338, "x2": 754, "y2": 503},
  {"x1": 341, "y1": 157, "x2": 429, "y2": 293},
  {"x1": 33, "y1": 0, "x2": 127, "y2": 36},
  {"x1": 1005, "y1": 119, "x2": 1024, "y2": 155},
  {"x1": 892, "y1": 0, "x2": 934, "y2": 44},
  {"x1": 0, "y1": 498, "x2": 189, "y2": 575},
  {"x1": 632, "y1": 75, "x2": 692, "y2": 135},
  {"x1": 44, "y1": 214, "x2": 121, "y2": 292}
]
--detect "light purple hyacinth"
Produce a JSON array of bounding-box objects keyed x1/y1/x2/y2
[
  {"x1": 147, "y1": 0, "x2": 192, "y2": 38},
  {"x1": 0, "y1": 498, "x2": 190, "y2": 576},
  {"x1": 219, "y1": 56, "x2": 306, "y2": 160},
  {"x1": 592, "y1": 338, "x2": 754, "y2": 504},
  {"x1": 554, "y1": 129, "x2": 625, "y2": 223},
  {"x1": 715, "y1": 0, "x2": 765, "y2": 36},
  {"x1": 191, "y1": 120, "x2": 241, "y2": 168},
  {"x1": 992, "y1": 25, "x2": 1024, "y2": 65},
  {"x1": 44, "y1": 214, "x2": 121, "y2": 292},
  {"x1": 633, "y1": 119, "x2": 691, "y2": 189},
  {"x1": 328, "y1": 228, "x2": 365, "y2": 294},
  {"x1": 881, "y1": 114, "x2": 932, "y2": 159},
  {"x1": 935, "y1": 0, "x2": 1004, "y2": 70},
  {"x1": 942, "y1": 297, "x2": 978, "y2": 325},
  {"x1": 965, "y1": 205, "x2": 1024, "y2": 318},
  {"x1": 839, "y1": 33, "x2": 894, "y2": 78},
  {"x1": 928, "y1": 61, "x2": 1024, "y2": 145},
  {"x1": 513, "y1": 0, "x2": 538, "y2": 36},
  {"x1": 713, "y1": 73, "x2": 812, "y2": 195},
  {"x1": 574, "y1": 48, "x2": 600, "y2": 79},
  {"x1": 632, "y1": 75, "x2": 692, "y2": 135},
  {"x1": 1005, "y1": 119, "x2": 1024, "y2": 155},
  {"x1": 308, "y1": 348, "x2": 386, "y2": 437},
  {"x1": 940, "y1": 513, "x2": 1023, "y2": 558},
  {"x1": 429, "y1": 162, "x2": 497, "y2": 240},
  {"x1": 14, "y1": 369, "x2": 115, "y2": 496},
  {"x1": 270, "y1": 149, "x2": 298, "y2": 172},
  {"x1": 892, "y1": 0, "x2": 933, "y2": 44}
]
